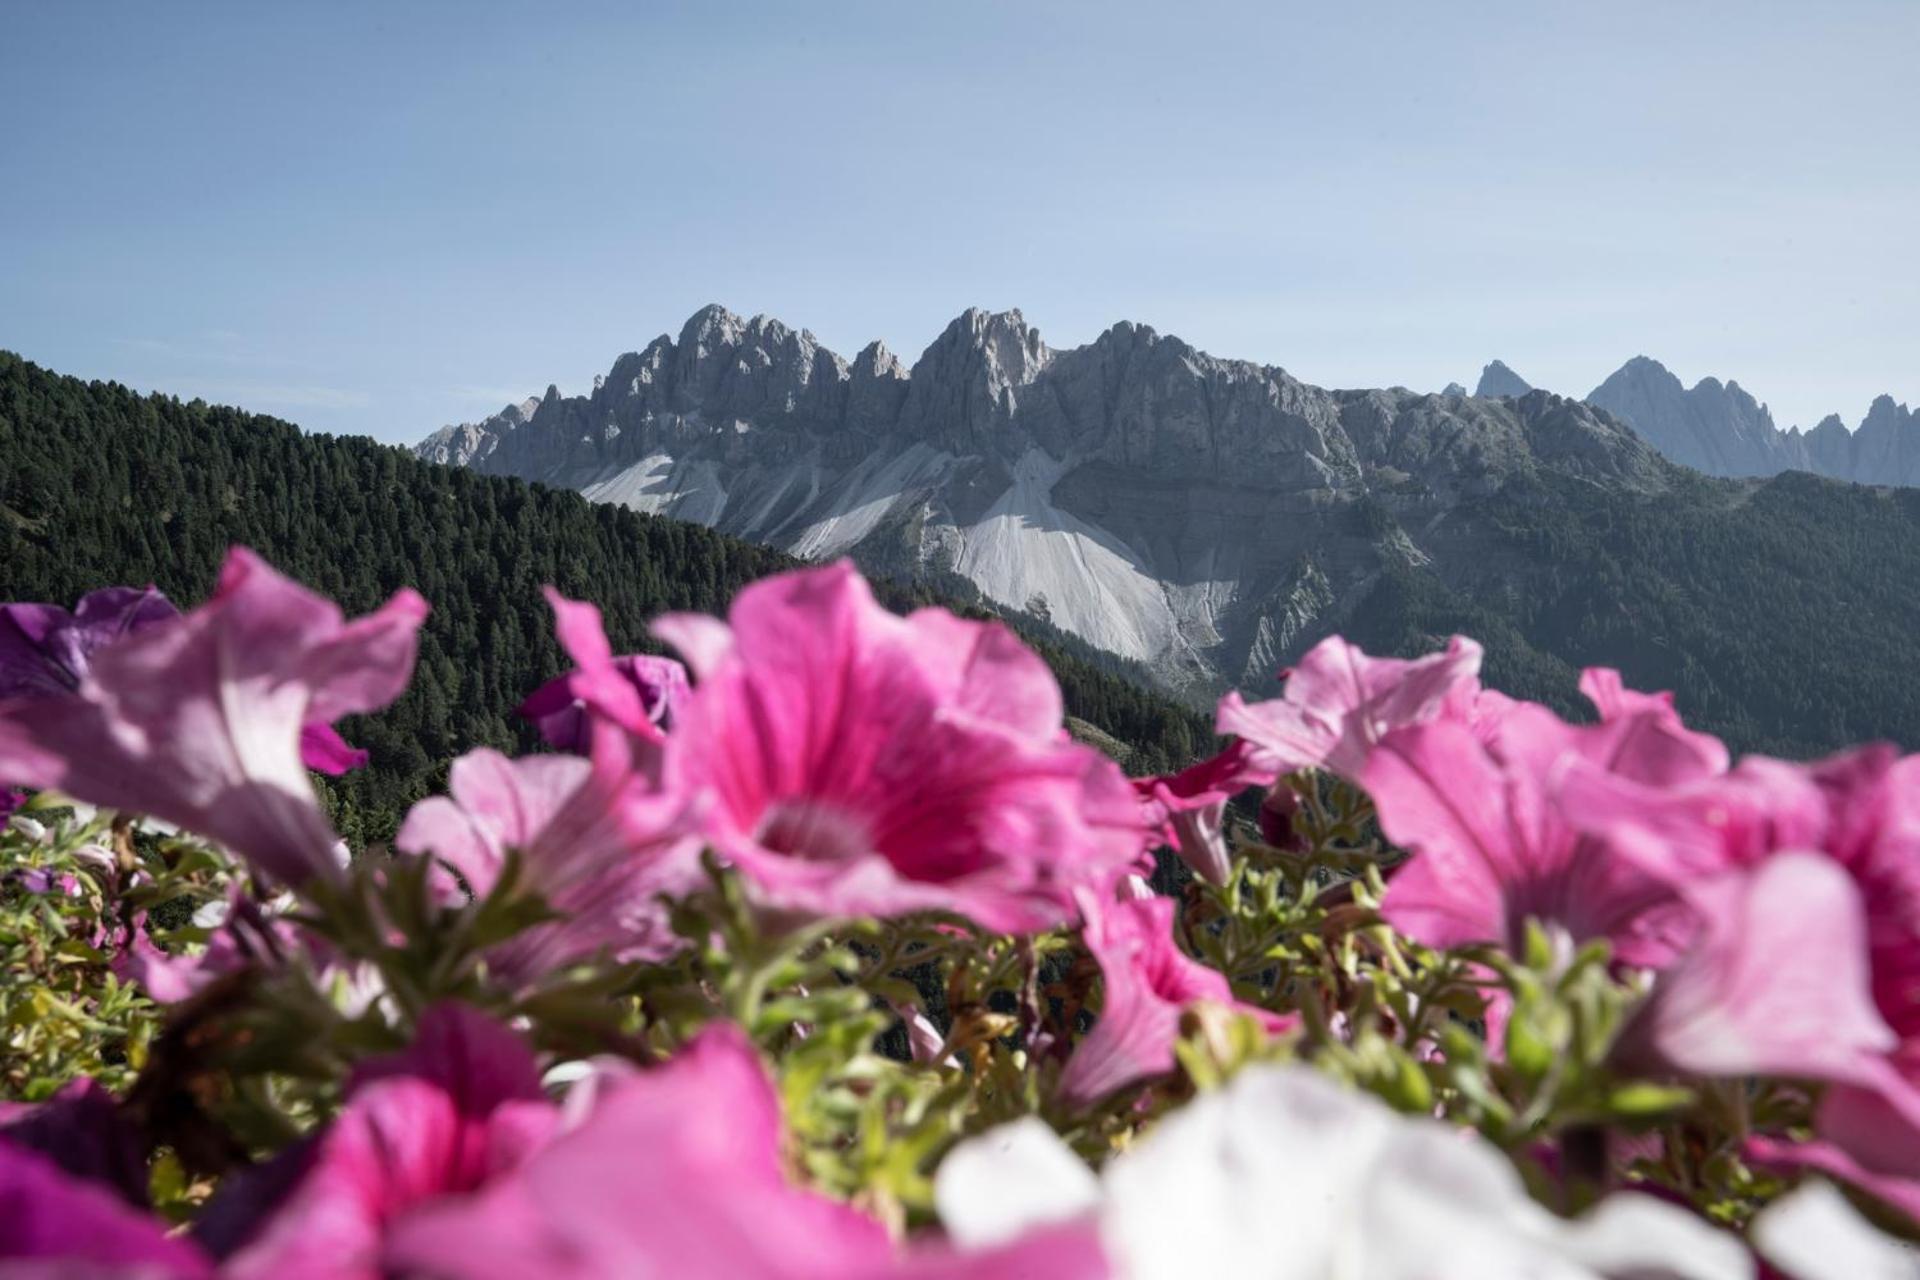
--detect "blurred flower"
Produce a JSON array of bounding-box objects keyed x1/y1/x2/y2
[
  {"x1": 889, "y1": 998, "x2": 957, "y2": 1068},
  {"x1": 1059, "y1": 891, "x2": 1292, "y2": 1106},
  {"x1": 297, "y1": 721, "x2": 368, "y2": 776},
  {"x1": 0, "y1": 581, "x2": 377, "y2": 776},
  {"x1": 1216, "y1": 634, "x2": 1483, "y2": 783},
  {"x1": 0, "y1": 1079, "x2": 149, "y2": 1207},
  {"x1": 0, "y1": 548, "x2": 427, "y2": 885},
  {"x1": 1364, "y1": 672, "x2": 1726, "y2": 966},
  {"x1": 380, "y1": 1020, "x2": 898, "y2": 1277},
  {"x1": 519, "y1": 588, "x2": 687, "y2": 759},
  {"x1": 654, "y1": 561, "x2": 1147, "y2": 934},
  {"x1": 941, "y1": 1064, "x2": 1751, "y2": 1280},
  {"x1": 0, "y1": 585, "x2": 177, "y2": 699},
  {"x1": 207, "y1": 1005, "x2": 558, "y2": 1278},
  {"x1": 113, "y1": 888, "x2": 305, "y2": 1005},
  {"x1": 1619, "y1": 854, "x2": 1894, "y2": 1084},
  {"x1": 1562, "y1": 742, "x2": 1920, "y2": 1221},
  {"x1": 1747, "y1": 1179, "x2": 1920, "y2": 1279},
  {"x1": 385, "y1": 1019, "x2": 1099, "y2": 1279},
  {"x1": 0, "y1": 1143, "x2": 207, "y2": 1276},
  {"x1": 1256, "y1": 783, "x2": 1309, "y2": 855},
  {"x1": 1132, "y1": 739, "x2": 1268, "y2": 885},
  {"x1": 396, "y1": 733, "x2": 701, "y2": 981}
]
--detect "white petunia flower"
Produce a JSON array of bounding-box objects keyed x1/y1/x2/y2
[
  {"x1": 937, "y1": 1064, "x2": 1753, "y2": 1280},
  {"x1": 1750, "y1": 1180, "x2": 1920, "y2": 1280}
]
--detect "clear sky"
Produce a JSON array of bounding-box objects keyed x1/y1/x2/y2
[{"x1": 3, "y1": 0, "x2": 1914, "y2": 444}]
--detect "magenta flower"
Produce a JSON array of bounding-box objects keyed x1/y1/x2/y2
[
  {"x1": 1618, "y1": 854, "x2": 1896, "y2": 1084},
  {"x1": 211, "y1": 1004, "x2": 557, "y2": 1278},
  {"x1": 298, "y1": 721, "x2": 369, "y2": 775},
  {"x1": 383, "y1": 1020, "x2": 898, "y2": 1278},
  {"x1": 0, "y1": 1144, "x2": 209, "y2": 1276},
  {"x1": 1364, "y1": 673, "x2": 1728, "y2": 966},
  {"x1": 652, "y1": 561, "x2": 1148, "y2": 934},
  {"x1": 519, "y1": 588, "x2": 687, "y2": 758},
  {"x1": 1133, "y1": 739, "x2": 1272, "y2": 885},
  {"x1": 1567, "y1": 744, "x2": 1920, "y2": 1220},
  {"x1": 0, "y1": 581, "x2": 377, "y2": 777},
  {"x1": 395, "y1": 739, "x2": 701, "y2": 981},
  {"x1": 1557, "y1": 754, "x2": 1831, "y2": 890},
  {"x1": 1562, "y1": 744, "x2": 1920, "y2": 1044},
  {"x1": 1059, "y1": 890, "x2": 1292, "y2": 1106},
  {"x1": 0, "y1": 585, "x2": 178, "y2": 699},
  {"x1": 0, "y1": 1078, "x2": 149, "y2": 1208},
  {"x1": 1215, "y1": 634, "x2": 1483, "y2": 783},
  {"x1": 0, "y1": 549, "x2": 427, "y2": 885}
]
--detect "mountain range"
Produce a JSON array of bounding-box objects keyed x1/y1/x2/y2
[
  {"x1": 411, "y1": 306, "x2": 1920, "y2": 759},
  {"x1": 9, "y1": 339, "x2": 1920, "y2": 763},
  {"x1": 419, "y1": 305, "x2": 1683, "y2": 694},
  {"x1": 1473, "y1": 358, "x2": 1919, "y2": 484}
]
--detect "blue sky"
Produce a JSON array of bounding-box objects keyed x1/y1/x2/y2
[{"x1": 3, "y1": 0, "x2": 1914, "y2": 443}]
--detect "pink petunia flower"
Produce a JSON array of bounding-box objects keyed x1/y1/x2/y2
[
  {"x1": 518, "y1": 588, "x2": 687, "y2": 761},
  {"x1": 0, "y1": 585, "x2": 179, "y2": 699},
  {"x1": 381, "y1": 1019, "x2": 894, "y2": 1277},
  {"x1": 1058, "y1": 890, "x2": 1293, "y2": 1107},
  {"x1": 1364, "y1": 672, "x2": 1727, "y2": 967},
  {"x1": 1559, "y1": 743, "x2": 1920, "y2": 1224},
  {"x1": 0, "y1": 1078, "x2": 150, "y2": 1209},
  {"x1": 395, "y1": 730, "x2": 702, "y2": 983},
  {"x1": 0, "y1": 1143, "x2": 209, "y2": 1277},
  {"x1": 113, "y1": 888, "x2": 312, "y2": 1006},
  {"x1": 1215, "y1": 634, "x2": 1484, "y2": 783},
  {"x1": 1132, "y1": 739, "x2": 1272, "y2": 886},
  {"x1": 0, "y1": 549, "x2": 427, "y2": 886},
  {"x1": 1617, "y1": 854, "x2": 1896, "y2": 1084},
  {"x1": 651, "y1": 561, "x2": 1148, "y2": 934},
  {"x1": 0, "y1": 581, "x2": 379, "y2": 777},
  {"x1": 208, "y1": 1004, "x2": 559, "y2": 1279},
  {"x1": 385, "y1": 1020, "x2": 1104, "y2": 1280}
]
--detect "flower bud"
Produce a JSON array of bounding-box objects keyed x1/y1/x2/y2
[{"x1": 1257, "y1": 784, "x2": 1309, "y2": 854}]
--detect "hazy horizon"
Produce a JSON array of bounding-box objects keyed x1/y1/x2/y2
[{"x1": 4, "y1": 0, "x2": 1915, "y2": 444}]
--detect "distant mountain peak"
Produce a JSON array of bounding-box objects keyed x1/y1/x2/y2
[
  {"x1": 411, "y1": 303, "x2": 1673, "y2": 686},
  {"x1": 1475, "y1": 360, "x2": 1533, "y2": 399}
]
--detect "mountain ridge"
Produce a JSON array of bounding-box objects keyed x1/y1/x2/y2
[{"x1": 418, "y1": 304, "x2": 1672, "y2": 691}]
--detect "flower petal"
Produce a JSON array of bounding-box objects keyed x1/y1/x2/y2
[{"x1": 0, "y1": 548, "x2": 426, "y2": 885}]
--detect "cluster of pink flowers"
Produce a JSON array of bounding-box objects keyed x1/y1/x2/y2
[{"x1": 1, "y1": 547, "x2": 1916, "y2": 1275}]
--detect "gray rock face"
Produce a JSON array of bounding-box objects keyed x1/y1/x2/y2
[
  {"x1": 417, "y1": 305, "x2": 1669, "y2": 692},
  {"x1": 1823, "y1": 395, "x2": 1920, "y2": 485},
  {"x1": 418, "y1": 396, "x2": 541, "y2": 469},
  {"x1": 1586, "y1": 356, "x2": 1806, "y2": 478},
  {"x1": 1474, "y1": 360, "x2": 1533, "y2": 399},
  {"x1": 1581, "y1": 356, "x2": 1916, "y2": 486}
]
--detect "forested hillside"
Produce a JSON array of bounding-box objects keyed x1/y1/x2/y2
[
  {"x1": 0, "y1": 353, "x2": 1208, "y2": 841},
  {"x1": 1344, "y1": 467, "x2": 1920, "y2": 758}
]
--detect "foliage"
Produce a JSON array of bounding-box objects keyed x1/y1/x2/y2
[{"x1": 1352, "y1": 469, "x2": 1920, "y2": 757}]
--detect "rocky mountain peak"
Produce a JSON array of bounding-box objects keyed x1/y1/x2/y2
[
  {"x1": 1475, "y1": 360, "x2": 1533, "y2": 399},
  {"x1": 1587, "y1": 356, "x2": 1791, "y2": 478},
  {"x1": 851, "y1": 339, "x2": 906, "y2": 381},
  {"x1": 897, "y1": 308, "x2": 1052, "y2": 450},
  {"x1": 414, "y1": 303, "x2": 1684, "y2": 689}
]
